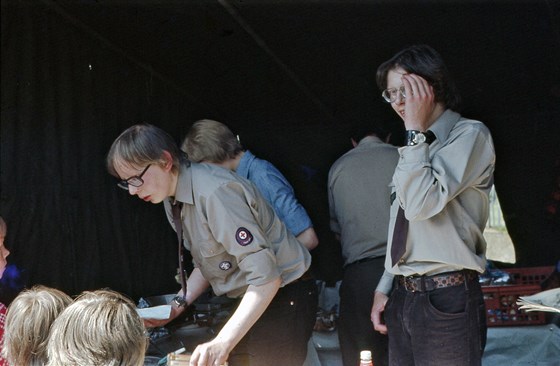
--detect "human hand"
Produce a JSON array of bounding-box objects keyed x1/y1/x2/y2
[
  {"x1": 371, "y1": 291, "x2": 389, "y2": 334},
  {"x1": 189, "y1": 338, "x2": 231, "y2": 366},
  {"x1": 143, "y1": 304, "x2": 185, "y2": 328},
  {"x1": 401, "y1": 73, "x2": 436, "y2": 131}
]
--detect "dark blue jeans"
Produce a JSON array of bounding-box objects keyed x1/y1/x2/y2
[
  {"x1": 228, "y1": 278, "x2": 318, "y2": 366},
  {"x1": 385, "y1": 273, "x2": 487, "y2": 366}
]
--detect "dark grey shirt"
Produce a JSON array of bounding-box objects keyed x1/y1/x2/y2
[{"x1": 328, "y1": 136, "x2": 399, "y2": 266}]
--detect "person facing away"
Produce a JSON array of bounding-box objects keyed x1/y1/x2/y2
[
  {"x1": 370, "y1": 44, "x2": 495, "y2": 366},
  {"x1": 46, "y1": 289, "x2": 148, "y2": 366},
  {"x1": 106, "y1": 124, "x2": 317, "y2": 366},
  {"x1": 2, "y1": 285, "x2": 72, "y2": 366},
  {"x1": 328, "y1": 122, "x2": 398, "y2": 366},
  {"x1": 0, "y1": 216, "x2": 10, "y2": 366},
  {"x1": 182, "y1": 119, "x2": 319, "y2": 250}
]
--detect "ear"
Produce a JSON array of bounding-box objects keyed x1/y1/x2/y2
[{"x1": 161, "y1": 150, "x2": 174, "y2": 172}]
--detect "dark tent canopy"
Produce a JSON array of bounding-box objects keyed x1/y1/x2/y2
[{"x1": 1, "y1": 0, "x2": 559, "y2": 301}]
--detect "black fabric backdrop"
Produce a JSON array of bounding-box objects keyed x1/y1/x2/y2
[{"x1": 1, "y1": 0, "x2": 559, "y2": 303}]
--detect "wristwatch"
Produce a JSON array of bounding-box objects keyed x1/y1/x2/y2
[
  {"x1": 406, "y1": 130, "x2": 428, "y2": 146},
  {"x1": 171, "y1": 295, "x2": 187, "y2": 308}
]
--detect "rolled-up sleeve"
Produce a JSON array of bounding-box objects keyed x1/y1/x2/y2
[
  {"x1": 204, "y1": 182, "x2": 281, "y2": 286},
  {"x1": 394, "y1": 123, "x2": 495, "y2": 221}
]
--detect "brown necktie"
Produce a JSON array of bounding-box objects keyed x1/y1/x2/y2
[
  {"x1": 390, "y1": 130, "x2": 436, "y2": 266},
  {"x1": 172, "y1": 202, "x2": 187, "y2": 300}
]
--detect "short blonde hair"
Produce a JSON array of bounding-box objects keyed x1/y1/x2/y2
[
  {"x1": 182, "y1": 119, "x2": 243, "y2": 163},
  {"x1": 47, "y1": 289, "x2": 147, "y2": 366},
  {"x1": 2, "y1": 285, "x2": 72, "y2": 365}
]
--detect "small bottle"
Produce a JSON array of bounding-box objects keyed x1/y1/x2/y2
[{"x1": 359, "y1": 350, "x2": 374, "y2": 366}]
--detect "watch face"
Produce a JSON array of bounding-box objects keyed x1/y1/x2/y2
[
  {"x1": 173, "y1": 296, "x2": 187, "y2": 307},
  {"x1": 415, "y1": 133, "x2": 426, "y2": 144},
  {"x1": 406, "y1": 130, "x2": 426, "y2": 146}
]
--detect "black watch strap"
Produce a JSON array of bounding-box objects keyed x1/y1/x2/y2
[{"x1": 406, "y1": 130, "x2": 436, "y2": 146}]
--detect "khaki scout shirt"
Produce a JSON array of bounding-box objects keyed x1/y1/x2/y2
[
  {"x1": 164, "y1": 162, "x2": 311, "y2": 298},
  {"x1": 377, "y1": 110, "x2": 496, "y2": 294}
]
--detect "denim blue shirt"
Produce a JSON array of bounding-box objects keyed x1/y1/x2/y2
[{"x1": 236, "y1": 150, "x2": 313, "y2": 236}]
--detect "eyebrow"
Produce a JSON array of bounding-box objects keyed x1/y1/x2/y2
[{"x1": 121, "y1": 165, "x2": 147, "y2": 180}]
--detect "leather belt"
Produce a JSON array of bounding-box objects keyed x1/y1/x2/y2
[{"x1": 397, "y1": 270, "x2": 478, "y2": 292}]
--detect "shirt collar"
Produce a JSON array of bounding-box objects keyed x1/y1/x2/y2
[
  {"x1": 172, "y1": 161, "x2": 194, "y2": 205},
  {"x1": 428, "y1": 109, "x2": 461, "y2": 143},
  {"x1": 358, "y1": 135, "x2": 383, "y2": 146},
  {"x1": 236, "y1": 150, "x2": 255, "y2": 179}
]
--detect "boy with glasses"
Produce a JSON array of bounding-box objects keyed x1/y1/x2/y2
[
  {"x1": 370, "y1": 45, "x2": 495, "y2": 365},
  {"x1": 106, "y1": 124, "x2": 316, "y2": 366}
]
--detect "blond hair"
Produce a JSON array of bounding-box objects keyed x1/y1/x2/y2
[
  {"x1": 2, "y1": 285, "x2": 72, "y2": 365},
  {"x1": 46, "y1": 289, "x2": 147, "y2": 366},
  {"x1": 182, "y1": 119, "x2": 243, "y2": 163}
]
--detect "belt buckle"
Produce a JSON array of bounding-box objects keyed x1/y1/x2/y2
[{"x1": 403, "y1": 276, "x2": 417, "y2": 292}]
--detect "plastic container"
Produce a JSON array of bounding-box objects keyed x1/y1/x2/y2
[{"x1": 482, "y1": 266, "x2": 554, "y2": 327}]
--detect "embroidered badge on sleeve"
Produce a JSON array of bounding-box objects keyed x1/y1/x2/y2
[{"x1": 235, "y1": 227, "x2": 253, "y2": 246}]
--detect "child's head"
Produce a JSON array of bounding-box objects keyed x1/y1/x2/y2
[
  {"x1": 2, "y1": 285, "x2": 72, "y2": 365},
  {"x1": 47, "y1": 288, "x2": 148, "y2": 366}
]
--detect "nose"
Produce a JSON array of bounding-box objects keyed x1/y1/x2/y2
[
  {"x1": 394, "y1": 91, "x2": 405, "y2": 104},
  {"x1": 128, "y1": 185, "x2": 140, "y2": 196}
]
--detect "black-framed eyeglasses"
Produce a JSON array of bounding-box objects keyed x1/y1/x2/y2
[
  {"x1": 117, "y1": 164, "x2": 151, "y2": 190},
  {"x1": 382, "y1": 86, "x2": 406, "y2": 103}
]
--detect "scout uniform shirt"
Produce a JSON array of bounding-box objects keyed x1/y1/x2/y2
[
  {"x1": 377, "y1": 109, "x2": 495, "y2": 294},
  {"x1": 164, "y1": 161, "x2": 311, "y2": 298}
]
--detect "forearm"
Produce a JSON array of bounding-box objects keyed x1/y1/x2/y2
[
  {"x1": 183, "y1": 267, "x2": 210, "y2": 305},
  {"x1": 375, "y1": 270, "x2": 394, "y2": 295},
  {"x1": 162, "y1": 268, "x2": 210, "y2": 326},
  {"x1": 213, "y1": 277, "x2": 282, "y2": 351},
  {"x1": 394, "y1": 126, "x2": 495, "y2": 221}
]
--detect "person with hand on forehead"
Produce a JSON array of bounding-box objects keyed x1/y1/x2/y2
[
  {"x1": 370, "y1": 45, "x2": 495, "y2": 365},
  {"x1": 106, "y1": 124, "x2": 316, "y2": 366}
]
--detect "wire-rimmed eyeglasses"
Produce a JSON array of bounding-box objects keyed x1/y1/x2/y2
[
  {"x1": 382, "y1": 86, "x2": 406, "y2": 103},
  {"x1": 117, "y1": 164, "x2": 151, "y2": 190}
]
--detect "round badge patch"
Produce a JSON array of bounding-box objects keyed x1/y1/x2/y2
[
  {"x1": 235, "y1": 227, "x2": 253, "y2": 246},
  {"x1": 219, "y1": 261, "x2": 232, "y2": 271}
]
